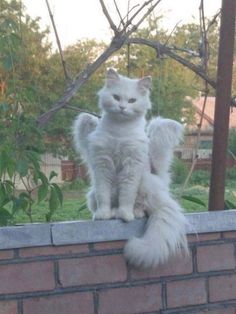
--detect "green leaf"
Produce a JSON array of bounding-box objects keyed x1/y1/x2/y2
[
  {"x1": 16, "y1": 159, "x2": 29, "y2": 177},
  {"x1": 12, "y1": 197, "x2": 28, "y2": 214},
  {"x1": 38, "y1": 184, "x2": 48, "y2": 203},
  {"x1": 0, "y1": 208, "x2": 12, "y2": 226},
  {"x1": 181, "y1": 195, "x2": 206, "y2": 207},
  {"x1": 49, "y1": 186, "x2": 59, "y2": 212},
  {"x1": 37, "y1": 170, "x2": 49, "y2": 186},
  {"x1": 225, "y1": 199, "x2": 236, "y2": 210},
  {"x1": 45, "y1": 212, "x2": 52, "y2": 222},
  {"x1": 4, "y1": 180, "x2": 14, "y2": 194},
  {"x1": 49, "y1": 170, "x2": 58, "y2": 181},
  {"x1": 78, "y1": 201, "x2": 87, "y2": 212},
  {"x1": 6, "y1": 158, "x2": 15, "y2": 178},
  {"x1": 26, "y1": 150, "x2": 41, "y2": 170},
  {"x1": 0, "y1": 183, "x2": 6, "y2": 202},
  {"x1": 0, "y1": 151, "x2": 8, "y2": 177},
  {"x1": 51, "y1": 183, "x2": 63, "y2": 205},
  {"x1": 0, "y1": 195, "x2": 12, "y2": 208}
]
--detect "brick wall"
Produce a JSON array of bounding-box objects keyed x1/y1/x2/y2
[{"x1": 0, "y1": 211, "x2": 235, "y2": 313}]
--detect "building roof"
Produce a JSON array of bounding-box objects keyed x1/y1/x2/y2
[{"x1": 191, "y1": 96, "x2": 236, "y2": 129}]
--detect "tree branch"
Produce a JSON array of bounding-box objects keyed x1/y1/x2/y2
[
  {"x1": 37, "y1": 37, "x2": 126, "y2": 127},
  {"x1": 37, "y1": 0, "x2": 163, "y2": 127},
  {"x1": 126, "y1": 37, "x2": 216, "y2": 88},
  {"x1": 45, "y1": 0, "x2": 71, "y2": 83},
  {"x1": 99, "y1": 0, "x2": 119, "y2": 35},
  {"x1": 65, "y1": 105, "x2": 101, "y2": 118}
]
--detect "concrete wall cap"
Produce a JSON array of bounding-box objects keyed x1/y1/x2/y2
[{"x1": 0, "y1": 210, "x2": 235, "y2": 250}]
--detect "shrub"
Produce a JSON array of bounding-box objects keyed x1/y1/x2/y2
[
  {"x1": 189, "y1": 169, "x2": 210, "y2": 186},
  {"x1": 171, "y1": 157, "x2": 189, "y2": 185}
]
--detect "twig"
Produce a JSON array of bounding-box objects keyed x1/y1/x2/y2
[
  {"x1": 118, "y1": 3, "x2": 140, "y2": 30},
  {"x1": 126, "y1": 37, "x2": 216, "y2": 88},
  {"x1": 164, "y1": 20, "x2": 182, "y2": 46},
  {"x1": 113, "y1": 0, "x2": 125, "y2": 28},
  {"x1": 37, "y1": 37, "x2": 126, "y2": 127},
  {"x1": 126, "y1": 0, "x2": 162, "y2": 36},
  {"x1": 199, "y1": 0, "x2": 209, "y2": 69},
  {"x1": 45, "y1": 0, "x2": 71, "y2": 83},
  {"x1": 99, "y1": 0, "x2": 119, "y2": 35},
  {"x1": 181, "y1": 84, "x2": 209, "y2": 193},
  {"x1": 206, "y1": 10, "x2": 221, "y2": 33},
  {"x1": 65, "y1": 105, "x2": 101, "y2": 118}
]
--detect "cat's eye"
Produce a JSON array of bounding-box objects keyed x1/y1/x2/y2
[
  {"x1": 113, "y1": 94, "x2": 120, "y2": 101},
  {"x1": 128, "y1": 98, "x2": 136, "y2": 103}
]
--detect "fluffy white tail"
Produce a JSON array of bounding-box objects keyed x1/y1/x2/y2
[
  {"x1": 124, "y1": 208, "x2": 188, "y2": 268},
  {"x1": 147, "y1": 117, "x2": 184, "y2": 185},
  {"x1": 124, "y1": 173, "x2": 189, "y2": 269},
  {"x1": 72, "y1": 113, "x2": 98, "y2": 160}
]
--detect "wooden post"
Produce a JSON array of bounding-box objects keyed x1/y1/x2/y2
[{"x1": 208, "y1": 0, "x2": 236, "y2": 211}]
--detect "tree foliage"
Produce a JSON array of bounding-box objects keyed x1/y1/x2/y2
[{"x1": 0, "y1": 0, "x2": 62, "y2": 225}]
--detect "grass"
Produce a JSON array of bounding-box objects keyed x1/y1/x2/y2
[
  {"x1": 9, "y1": 174, "x2": 236, "y2": 225},
  {"x1": 12, "y1": 180, "x2": 92, "y2": 225}
]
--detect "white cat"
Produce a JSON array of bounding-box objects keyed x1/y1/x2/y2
[{"x1": 73, "y1": 68, "x2": 188, "y2": 268}]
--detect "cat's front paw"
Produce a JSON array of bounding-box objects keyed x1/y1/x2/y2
[
  {"x1": 93, "y1": 208, "x2": 113, "y2": 220},
  {"x1": 116, "y1": 208, "x2": 134, "y2": 222},
  {"x1": 134, "y1": 207, "x2": 146, "y2": 218}
]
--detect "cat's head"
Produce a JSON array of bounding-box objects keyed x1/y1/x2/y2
[{"x1": 98, "y1": 68, "x2": 152, "y2": 119}]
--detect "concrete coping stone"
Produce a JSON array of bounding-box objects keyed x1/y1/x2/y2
[{"x1": 0, "y1": 210, "x2": 235, "y2": 249}]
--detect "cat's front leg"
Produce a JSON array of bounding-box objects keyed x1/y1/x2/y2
[
  {"x1": 93, "y1": 180, "x2": 113, "y2": 220},
  {"x1": 91, "y1": 159, "x2": 115, "y2": 220},
  {"x1": 116, "y1": 162, "x2": 143, "y2": 222}
]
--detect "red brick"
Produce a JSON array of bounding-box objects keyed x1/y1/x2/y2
[
  {"x1": 0, "y1": 250, "x2": 14, "y2": 260},
  {"x1": 59, "y1": 255, "x2": 127, "y2": 286},
  {"x1": 131, "y1": 252, "x2": 192, "y2": 279},
  {"x1": 222, "y1": 231, "x2": 236, "y2": 239},
  {"x1": 93, "y1": 241, "x2": 125, "y2": 250},
  {"x1": 188, "y1": 233, "x2": 221, "y2": 243},
  {"x1": 0, "y1": 301, "x2": 17, "y2": 314},
  {"x1": 167, "y1": 278, "x2": 207, "y2": 308},
  {"x1": 98, "y1": 284, "x2": 162, "y2": 314},
  {"x1": 0, "y1": 261, "x2": 55, "y2": 294},
  {"x1": 24, "y1": 292, "x2": 93, "y2": 314},
  {"x1": 197, "y1": 244, "x2": 235, "y2": 272},
  {"x1": 19, "y1": 244, "x2": 89, "y2": 258},
  {"x1": 209, "y1": 274, "x2": 236, "y2": 302}
]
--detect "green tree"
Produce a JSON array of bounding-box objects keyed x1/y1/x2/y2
[{"x1": 0, "y1": 0, "x2": 62, "y2": 225}]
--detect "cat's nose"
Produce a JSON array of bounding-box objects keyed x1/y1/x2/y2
[{"x1": 119, "y1": 105, "x2": 126, "y2": 111}]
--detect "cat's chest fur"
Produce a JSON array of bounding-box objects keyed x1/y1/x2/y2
[{"x1": 89, "y1": 127, "x2": 149, "y2": 171}]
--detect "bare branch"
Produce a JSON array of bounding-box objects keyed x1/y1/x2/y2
[
  {"x1": 118, "y1": 3, "x2": 140, "y2": 30},
  {"x1": 126, "y1": 37, "x2": 216, "y2": 88},
  {"x1": 199, "y1": 0, "x2": 209, "y2": 69},
  {"x1": 65, "y1": 105, "x2": 101, "y2": 118},
  {"x1": 164, "y1": 20, "x2": 182, "y2": 46},
  {"x1": 125, "y1": 0, "x2": 162, "y2": 36},
  {"x1": 113, "y1": 0, "x2": 125, "y2": 28},
  {"x1": 37, "y1": 36, "x2": 127, "y2": 127},
  {"x1": 206, "y1": 9, "x2": 221, "y2": 33},
  {"x1": 45, "y1": 0, "x2": 71, "y2": 83},
  {"x1": 99, "y1": 0, "x2": 119, "y2": 34}
]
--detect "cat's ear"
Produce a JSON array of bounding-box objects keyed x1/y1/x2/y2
[
  {"x1": 106, "y1": 68, "x2": 119, "y2": 87},
  {"x1": 138, "y1": 76, "x2": 152, "y2": 92}
]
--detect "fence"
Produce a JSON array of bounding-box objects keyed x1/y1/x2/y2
[{"x1": 0, "y1": 210, "x2": 235, "y2": 314}]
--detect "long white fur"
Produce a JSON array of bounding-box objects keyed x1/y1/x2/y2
[{"x1": 73, "y1": 68, "x2": 188, "y2": 268}]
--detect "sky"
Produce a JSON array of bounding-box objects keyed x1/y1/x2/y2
[{"x1": 22, "y1": 0, "x2": 221, "y2": 49}]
